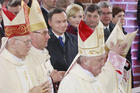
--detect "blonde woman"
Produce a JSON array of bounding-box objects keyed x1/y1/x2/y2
[{"x1": 66, "y1": 3, "x2": 84, "y2": 35}]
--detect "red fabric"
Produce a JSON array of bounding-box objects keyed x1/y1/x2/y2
[
  {"x1": 4, "y1": 24, "x2": 30, "y2": 38},
  {"x1": 66, "y1": 24, "x2": 77, "y2": 35},
  {"x1": 116, "y1": 70, "x2": 122, "y2": 75},
  {"x1": 2, "y1": 7, "x2": 16, "y2": 21},
  {"x1": 78, "y1": 20, "x2": 94, "y2": 41},
  {"x1": 2, "y1": 2, "x2": 30, "y2": 38}
]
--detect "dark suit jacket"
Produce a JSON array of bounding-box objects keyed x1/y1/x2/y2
[
  {"x1": 0, "y1": 24, "x2": 5, "y2": 37},
  {"x1": 41, "y1": 7, "x2": 52, "y2": 32},
  {"x1": 47, "y1": 31, "x2": 78, "y2": 71},
  {"x1": 104, "y1": 22, "x2": 115, "y2": 42},
  {"x1": 0, "y1": 25, "x2": 5, "y2": 47}
]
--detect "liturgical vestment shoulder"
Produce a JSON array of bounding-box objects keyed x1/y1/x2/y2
[
  {"x1": 0, "y1": 49, "x2": 33, "y2": 93},
  {"x1": 25, "y1": 46, "x2": 54, "y2": 86},
  {"x1": 58, "y1": 64, "x2": 104, "y2": 93}
]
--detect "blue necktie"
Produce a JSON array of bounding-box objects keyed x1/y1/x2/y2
[{"x1": 58, "y1": 36, "x2": 64, "y2": 47}]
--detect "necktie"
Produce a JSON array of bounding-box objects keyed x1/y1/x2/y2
[
  {"x1": 58, "y1": 36, "x2": 64, "y2": 47},
  {"x1": 0, "y1": 26, "x2": 5, "y2": 37},
  {"x1": 104, "y1": 28, "x2": 110, "y2": 42}
]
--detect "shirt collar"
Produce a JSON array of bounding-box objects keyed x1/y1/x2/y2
[
  {"x1": 104, "y1": 25, "x2": 109, "y2": 29},
  {"x1": 80, "y1": 65, "x2": 95, "y2": 78},
  {"x1": 31, "y1": 45, "x2": 46, "y2": 53},
  {"x1": 6, "y1": 49, "x2": 23, "y2": 62},
  {"x1": 52, "y1": 30, "x2": 65, "y2": 42}
]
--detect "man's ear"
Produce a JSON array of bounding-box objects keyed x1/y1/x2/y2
[{"x1": 11, "y1": 38, "x2": 16, "y2": 44}]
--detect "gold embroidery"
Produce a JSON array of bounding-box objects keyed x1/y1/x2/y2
[{"x1": 5, "y1": 24, "x2": 30, "y2": 37}]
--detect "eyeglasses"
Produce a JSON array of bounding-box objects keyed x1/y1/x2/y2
[
  {"x1": 15, "y1": 38, "x2": 31, "y2": 45},
  {"x1": 101, "y1": 12, "x2": 112, "y2": 15}
]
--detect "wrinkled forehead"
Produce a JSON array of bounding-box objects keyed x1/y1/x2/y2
[
  {"x1": 35, "y1": 28, "x2": 49, "y2": 33},
  {"x1": 15, "y1": 35, "x2": 31, "y2": 40},
  {"x1": 40, "y1": 28, "x2": 48, "y2": 32}
]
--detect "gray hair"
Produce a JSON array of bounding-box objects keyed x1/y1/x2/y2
[{"x1": 97, "y1": 1, "x2": 112, "y2": 9}]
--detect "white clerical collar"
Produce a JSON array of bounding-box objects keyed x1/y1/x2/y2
[
  {"x1": 31, "y1": 46, "x2": 46, "y2": 54},
  {"x1": 52, "y1": 30, "x2": 65, "y2": 43},
  {"x1": 104, "y1": 25, "x2": 109, "y2": 29},
  {"x1": 5, "y1": 49, "x2": 23, "y2": 62},
  {"x1": 80, "y1": 65, "x2": 95, "y2": 78}
]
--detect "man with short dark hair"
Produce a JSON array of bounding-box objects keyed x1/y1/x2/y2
[
  {"x1": 84, "y1": 4, "x2": 101, "y2": 30},
  {"x1": 47, "y1": 8, "x2": 78, "y2": 71}
]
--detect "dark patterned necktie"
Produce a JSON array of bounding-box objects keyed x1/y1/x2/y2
[
  {"x1": 58, "y1": 36, "x2": 64, "y2": 47},
  {"x1": 104, "y1": 28, "x2": 110, "y2": 42}
]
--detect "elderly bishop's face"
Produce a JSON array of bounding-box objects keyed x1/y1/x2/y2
[
  {"x1": 86, "y1": 53, "x2": 107, "y2": 76},
  {"x1": 14, "y1": 35, "x2": 31, "y2": 58},
  {"x1": 30, "y1": 28, "x2": 50, "y2": 50}
]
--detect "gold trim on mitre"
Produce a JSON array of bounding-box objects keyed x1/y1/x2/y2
[
  {"x1": 29, "y1": 0, "x2": 47, "y2": 32},
  {"x1": 2, "y1": 1, "x2": 30, "y2": 38},
  {"x1": 106, "y1": 20, "x2": 137, "y2": 57},
  {"x1": 30, "y1": 22, "x2": 47, "y2": 32},
  {"x1": 78, "y1": 21, "x2": 105, "y2": 56}
]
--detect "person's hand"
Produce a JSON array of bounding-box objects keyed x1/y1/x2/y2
[
  {"x1": 50, "y1": 69, "x2": 65, "y2": 83},
  {"x1": 29, "y1": 81, "x2": 52, "y2": 93},
  {"x1": 110, "y1": 40, "x2": 127, "y2": 55}
]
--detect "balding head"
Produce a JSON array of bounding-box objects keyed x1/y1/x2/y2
[{"x1": 77, "y1": 53, "x2": 107, "y2": 76}]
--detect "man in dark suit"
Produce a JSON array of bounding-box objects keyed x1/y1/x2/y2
[
  {"x1": 98, "y1": 1, "x2": 115, "y2": 42},
  {"x1": 47, "y1": 8, "x2": 78, "y2": 71},
  {"x1": 41, "y1": 0, "x2": 56, "y2": 32}
]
